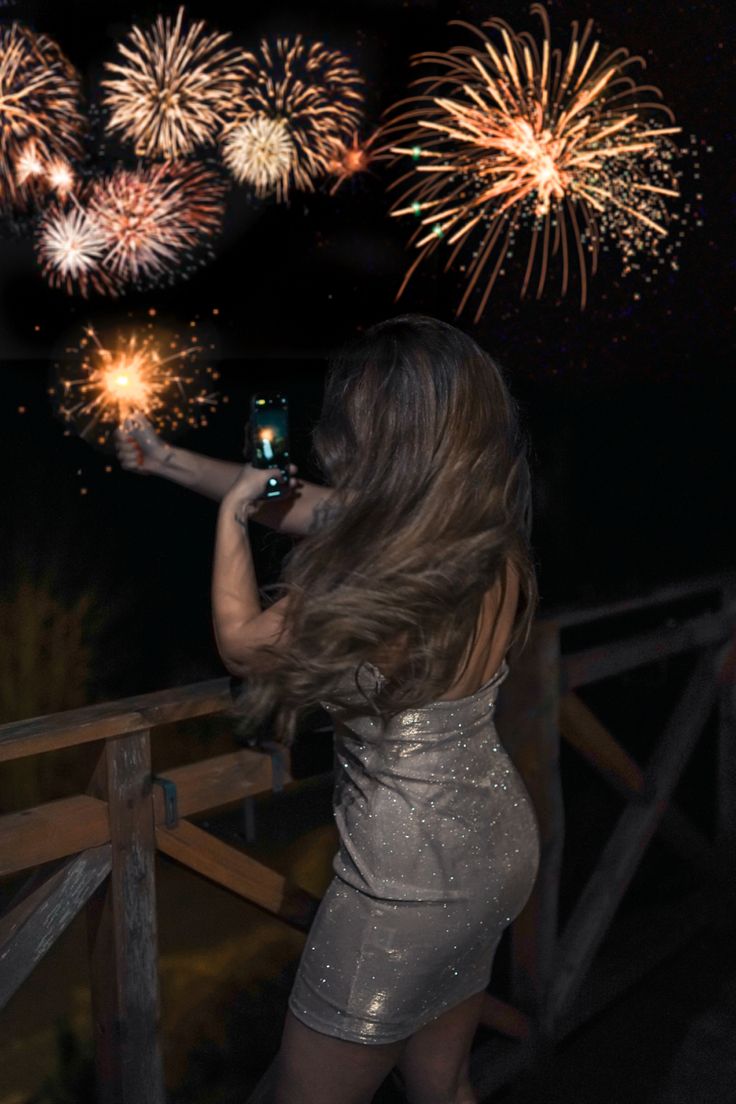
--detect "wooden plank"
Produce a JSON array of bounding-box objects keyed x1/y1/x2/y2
[
  {"x1": 554, "y1": 884, "x2": 727, "y2": 1040},
  {"x1": 0, "y1": 795, "x2": 109, "y2": 877},
  {"x1": 560, "y1": 692, "x2": 730, "y2": 890},
  {"x1": 716, "y1": 592, "x2": 736, "y2": 862},
  {"x1": 0, "y1": 749, "x2": 280, "y2": 876},
  {"x1": 542, "y1": 570, "x2": 736, "y2": 629},
  {"x1": 155, "y1": 819, "x2": 320, "y2": 931},
  {"x1": 86, "y1": 731, "x2": 165, "y2": 1104},
  {"x1": 548, "y1": 640, "x2": 727, "y2": 1024},
  {"x1": 0, "y1": 845, "x2": 111, "y2": 1010},
  {"x1": 559, "y1": 691, "x2": 644, "y2": 798},
  {"x1": 0, "y1": 678, "x2": 232, "y2": 762},
  {"x1": 478, "y1": 992, "x2": 531, "y2": 1039},
  {"x1": 495, "y1": 619, "x2": 563, "y2": 1023},
  {"x1": 563, "y1": 608, "x2": 733, "y2": 691}
]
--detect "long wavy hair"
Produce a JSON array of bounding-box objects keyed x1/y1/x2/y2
[{"x1": 231, "y1": 313, "x2": 538, "y2": 748}]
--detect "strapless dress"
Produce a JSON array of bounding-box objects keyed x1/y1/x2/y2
[{"x1": 287, "y1": 657, "x2": 540, "y2": 1043}]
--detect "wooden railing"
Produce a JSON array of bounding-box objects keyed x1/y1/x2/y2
[{"x1": 1, "y1": 570, "x2": 735, "y2": 1104}]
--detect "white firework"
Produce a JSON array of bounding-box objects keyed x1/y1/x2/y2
[
  {"x1": 220, "y1": 114, "x2": 295, "y2": 196},
  {"x1": 36, "y1": 202, "x2": 119, "y2": 296},
  {"x1": 45, "y1": 157, "x2": 75, "y2": 197},
  {"x1": 15, "y1": 140, "x2": 46, "y2": 188}
]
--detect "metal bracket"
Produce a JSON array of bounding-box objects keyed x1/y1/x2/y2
[{"x1": 151, "y1": 774, "x2": 179, "y2": 828}]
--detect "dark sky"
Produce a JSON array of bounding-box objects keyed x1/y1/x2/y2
[{"x1": 1, "y1": 0, "x2": 733, "y2": 701}]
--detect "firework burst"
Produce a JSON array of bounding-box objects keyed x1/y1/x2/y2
[
  {"x1": 222, "y1": 34, "x2": 364, "y2": 201},
  {"x1": 0, "y1": 23, "x2": 86, "y2": 213},
  {"x1": 50, "y1": 319, "x2": 222, "y2": 450},
  {"x1": 220, "y1": 114, "x2": 296, "y2": 197},
  {"x1": 380, "y1": 4, "x2": 684, "y2": 317},
  {"x1": 323, "y1": 125, "x2": 395, "y2": 195},
  {"x1": 84, "y1": 159, "x2": 228, "y2": 287},
  {"x1": 36, "y1": 200, "x2": 122, "y2": 298},
  {"x1": 101, "y1": 5, "x2": 248, "y2": 159}
]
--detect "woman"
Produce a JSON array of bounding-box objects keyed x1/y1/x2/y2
[{"x1": 115, "y1": 313, "x2": 541, "y2": 1104}]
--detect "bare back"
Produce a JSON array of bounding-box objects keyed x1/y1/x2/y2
[{"x1": 372, "y1": 560, "x2": 519, "y2": 701}]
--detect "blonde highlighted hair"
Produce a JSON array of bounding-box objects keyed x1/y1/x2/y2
[{"x1": 232, "y1": 313, "x2": 538, "y2": 747}]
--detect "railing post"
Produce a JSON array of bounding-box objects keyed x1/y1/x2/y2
[
  {"x1": 494, "y1": 618, "x2": 563, "y2": 1047},
  {"x1": 85, "y1": 730, "x2": 166, "y2": 1104},
  {"x1": 716, "y1": 583, "x2": 736, "y2": 866}
]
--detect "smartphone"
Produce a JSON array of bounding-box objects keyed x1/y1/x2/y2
[{"x1": 249, "y1": 393, "x2": 290, "y2": 499}]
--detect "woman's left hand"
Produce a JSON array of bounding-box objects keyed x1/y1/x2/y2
[{"x1": 222, "y1": 462, "x2": 299, "y2": 521}]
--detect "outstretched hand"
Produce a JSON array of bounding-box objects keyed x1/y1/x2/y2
[{"x1": 113, "y1": 412, "x2": 174, "y2": 475}]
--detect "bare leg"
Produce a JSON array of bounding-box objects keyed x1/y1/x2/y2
[
  {"x1": 396, "y1": 989, "x2": 486, "y2": 1104},
  {"x1": 267, "y1": 1007, "x2": 410, "y2": 1104}
]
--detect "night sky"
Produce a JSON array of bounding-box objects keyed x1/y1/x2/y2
[{"x1": 1, "y1": 0, "x2": 733, "y2": 705}]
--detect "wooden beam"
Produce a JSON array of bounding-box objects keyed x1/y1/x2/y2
[
  {"x1": 86, "y1": 731, "x2": 165, "y2": 1104},
  {"x1": 0, "y1": 845, "x2": 111, "y2": 1011},
  {"x1": 0, "y1": 748, "x2": 282, "y2": 876},
  {"x1": 0, "y1": 677, "x2": 232, "y2": 762},
  {"x1": 562, "y1": 609, "x2": 734, "y2": 691},
  {"x1": 495, "y1": 619, "x2": 563, "y2": 1025},
  {"x1": 548, "y1": 640, "x2": 728, "y2": 1024},
  {"x1": 560, "y1": 690, "x2": 734, "y2": 894},
  {"x1": 478, "y1": 992, "x2": 531, "y2": 1039},
  {"x1": 155, "y1": 819, "x2": 320, "y2": 931}
]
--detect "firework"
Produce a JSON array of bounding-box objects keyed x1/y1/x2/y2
[
  {"x1": 222, "y1": 34, "x2": 364, "y2": 201},
  {"x1": 0, "y1": 23, "x2": 85, "y2": 213},
  {"x1": 84, "y1": 160, "x2": 228, "y2": 287},
  {"x1": 380, "y1": 4, "x2": 683, "y2": 316},
  {"x1": 36, "y1": 200, "x2": 122, "y2": 298},
  {"x1": 220, "y1": 115, "x2": 295, "y2": 197},
  {"x1": 51, "y1": 320, "x2": 221, "y2": 450},
  {"x1": 100, "y1": 5, "x2": 248, "y2": 159},
  {"x1": 323, "y1": 125, "x2": 395, "y2": 195}
]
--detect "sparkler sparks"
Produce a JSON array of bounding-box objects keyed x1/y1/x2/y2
[
  {"x1": 222, "y1": 34, "x2": 365, "y2": 201},
  {"x1": 380, "y1": 4, "x2": 684, "y2": 317},
  {"x1": 51, "y1": 320, "x2": 222, "y2": 450},
  {"x1": 101, "y1": 5, "x2": 247, "y2": 158},
  {"x1": 0, "y1": 22, "x2": 85, "y2": 212}
]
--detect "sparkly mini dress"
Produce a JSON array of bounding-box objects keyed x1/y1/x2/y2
[{"x1": 287, "y1": 657, "x2": 541, "y2": 1044}]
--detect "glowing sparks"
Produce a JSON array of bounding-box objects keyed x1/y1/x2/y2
[
  {"x1": 36, "y1": 201, "x2": 121, "y2": 298},
  {"x1": 35, "y1": 162, "x2": 228, "y2": 296},
  {"x1": 223, "y1": 34, "x2": 365, "y2": 200},
  {"x1": 323, "y1": 125, "x2": 394, "y2": 195},
  {"x1": 381, "y1": 4, "x2": 684, "y2": 317},
  {"x1": 51, "y1": 321, "x2": 222, "y2": 449},
  {"x1": 101, "y1": 5, "x2": 247, "y2": 158},
  {"x1": 0, "y1": 22, "x2": 85, "y2": 212},
  {"x1": 220, "y1": 114, "x2": 295, "y2": 197}
]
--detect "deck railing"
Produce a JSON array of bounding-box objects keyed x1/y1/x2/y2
[{"x1": 1, "y1": 569, "x2": 735, "y2": 1103}]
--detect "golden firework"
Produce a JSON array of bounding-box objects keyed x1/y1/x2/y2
[
  {"x1": 220, "y1": 115, "x2": 295, "y2": 197},
  {"x1": 223, "y1": 34, "x2": 364, "y2": 201},
  {"x1": 101, "y1": 5, "x2": 248, "y2": 158},
  {"x1": 381, "y1": 4, "x2": 683, "y2": 317},
  {"x1": 324, "y1": 125, "x2": 394, "y2": 195},
  {"x1": 0, "y1": 22, "x2": 85, "y2": 212}
]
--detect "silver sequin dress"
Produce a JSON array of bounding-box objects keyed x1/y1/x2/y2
[{"x1": 287, "y1": 657, "x2": 541, "y2": 1044}]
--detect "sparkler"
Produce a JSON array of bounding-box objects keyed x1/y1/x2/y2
[
  {"x1": 222, "y1": 34, "x2": 364, "y2": 201},
  {"x1": 380, "y1": 4, "x2": 684, "y2": 317},
  {"x1": 0, "y1": 23, "x2": 85, "y2": 212},
  {"x1": 50, "y1": 320, "x2": 222, "y2": 450},
  {"x1": 101, "y1": 5, "x2": 247, "y2": 158}
]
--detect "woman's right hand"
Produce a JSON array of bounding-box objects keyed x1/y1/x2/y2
[{"x1": 113, "y1": 412, "x2": 175, "y2": 476}]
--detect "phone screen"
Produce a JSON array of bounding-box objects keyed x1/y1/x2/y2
[{"x1": 250, "y1": 394, "x2": 290, "y2": 469}]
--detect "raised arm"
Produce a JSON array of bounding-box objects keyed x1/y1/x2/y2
[{"x1": 113, "y1": 414, "x2": 335, "y2": 539}]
